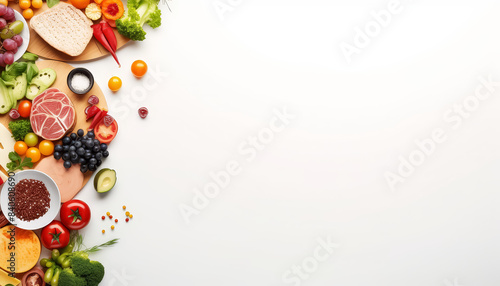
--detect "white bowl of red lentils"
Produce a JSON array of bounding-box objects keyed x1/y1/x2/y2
[{"x1": 0, "y1": 170, "x2": 60, "y2": 230}]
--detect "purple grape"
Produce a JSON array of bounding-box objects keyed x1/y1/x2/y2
[
  {"x1": 10, "y1": 46, "x2": 17, "y2": 54},
  {"x1": 4, "y1": 52, "x2": 14, "y2": 65},
  {"x1": 4, "y1": 8, "x2": 14, "y2": 22},
  {"x1": 0, "y1": 54, "x2": 5, "y2": 68},
  {"x1": 0, "y1": 5, "x2": 6, "y2": 17},
  {"x1": 12, "y1": 35, "x2": 22, "y2": 47},
  {"x1": 3, "y1": 38, "x2": 16, "y2": 51},
  {"x1": 0, "y1": 18, "x2": 6, "y2": 30}
]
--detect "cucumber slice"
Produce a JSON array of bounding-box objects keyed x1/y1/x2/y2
[
  {"x1": 0, "y1": 81, "x2": 13, "y2": 114},
  {"x1": 94, "y1": 168, "x2": 117, "y2": 193},
  {"x1": 26, "y1": 68, "x2": 57, "y2": 100},
  {"x1": 12, "y1": 73, "x2": 27, "y2": 100}
]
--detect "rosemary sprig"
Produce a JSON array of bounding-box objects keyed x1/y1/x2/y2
[{"x1": 82, "y1": 238, "x2": 119, "y2": 253}]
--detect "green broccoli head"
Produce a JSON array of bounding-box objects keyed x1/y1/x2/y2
[
  {"x1": 59, "y1": 268, "x2": 88, "y2": 286},
  {"x1": 116, "y1": 0, "x2": 162, "y2": 41},
  {"x1": 85, "y1": 261, "x2": 105, "y2": 286},
  {"x1": 70, "y1": 255, "x2": 105, "y2": 286}
]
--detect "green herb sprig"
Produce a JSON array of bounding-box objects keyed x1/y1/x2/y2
[{"x1": 6, "y1": 152, "x2": 33, "y2": 172}]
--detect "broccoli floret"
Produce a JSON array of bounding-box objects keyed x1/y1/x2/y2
[
  {"x1": 71, "y1": 256, "x2": 94, "y2": 277},
  {"x1": 59, "y1": 268, "x2": 88, "y2": 286},
  {"x1": 69, "y1": 255, "x2": 105, "y2": 286},
  {"x1": 116, "y1": 0, "x2": 162, "y2": 41},
  {"x1": 85, "y1": 261, "x2": 105, "y2": 286}
]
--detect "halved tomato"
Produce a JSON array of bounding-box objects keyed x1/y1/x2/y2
[{"x1": 94, "y1": 117, "x2": 118, "y2": 144}]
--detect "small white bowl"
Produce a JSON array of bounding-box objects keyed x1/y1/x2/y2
[
  {"x1": 0, "y1": 170, "x2": 60, "y2": 230},
  {"x1": 13, "y1": 10, "x2": 30, "y2": 62}
]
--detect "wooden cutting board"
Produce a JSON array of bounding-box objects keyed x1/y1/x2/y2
[
  {"x1": 0, "y1": 60, "x2": 108, "y2": 192},
  {"x1": 11, "y1": 1, "x2": 129, "y2": 62}
]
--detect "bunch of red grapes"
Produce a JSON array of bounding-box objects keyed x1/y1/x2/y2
[{"x1": 0, "y1": 4, "x2": 24, "y2": 66}]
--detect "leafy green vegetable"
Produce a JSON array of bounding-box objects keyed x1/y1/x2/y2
[
  {"x1": 47, "y1": 0, "x2": 59, "y2": 8},
  {"x1": 116, "y1": 0, "x2": 162, "y2": 41},
  {"x1": 26, "y1": 62, "x2": 39, "y2": 83},
  {"x1": 6, "y1": 151, "x2": 33, "y2": 172},
  {"x1": 8, "y1": 119, "x2": 32, "y2": 141}
]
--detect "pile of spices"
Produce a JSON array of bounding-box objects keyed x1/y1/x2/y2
[
  {"x1": 70, "y1": 73, "x2": 91, "y2": 93},
  {"x1": 15, "y1": 179, "x2": 50, "y2": 221}
]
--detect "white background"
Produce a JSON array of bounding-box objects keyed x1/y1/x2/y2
[{"x1": 66, "y1": 0, "x2": 500, "y2": 285}]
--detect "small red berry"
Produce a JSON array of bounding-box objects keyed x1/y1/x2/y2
[
  {"x1": 138, "y1": 107, "x2": 148, "y2": 119},
  {"x1": 101, "y1": 216, "x2": 105, "y2": 220},
  {"x1": 125, "y1": 218, "x2": 129, "y2": 222},
  {"x1": 109, "y1": 215, "x2": 113, "y2": 219},
  {"x1": 103, "y1": 115, "x2": 114, "y2": 127},
  {"x1": 88, "y1": 95, "x2": 99, "y2": 105},
  {"x1": 115, "y1": 219, "x2": 118, "y2": 223},
  {"x1": 9, "y1": 109, "x2": 20, "y2": 119}
]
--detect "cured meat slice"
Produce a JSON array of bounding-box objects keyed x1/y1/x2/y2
[{"x1": 30, "y1": 88, "x2": 76, "y2": 141}]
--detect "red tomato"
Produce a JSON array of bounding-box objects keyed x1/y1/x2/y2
[
  {"x1": 18, "y1": 100, "x2": 32, "y2": 118},
  {"x1": 94, "y1": 117, "x2": 118, "y2": 144},
  {"x1": 60, "y1": 199, "x2": 91, "y2": 230},
  {"x1": 41, "y1": 220, "x2": 70, "y2": 250}
]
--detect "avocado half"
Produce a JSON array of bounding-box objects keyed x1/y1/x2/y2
[{"x1": 94, "y1": 168, "x2": 117, "y2": 193}]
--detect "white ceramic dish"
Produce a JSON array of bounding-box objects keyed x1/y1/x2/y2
[
  {"x1": 13, "y1": 9, "x2": 30, "y2": 62},
  {"x1": 0, "y1": 170, "x2": 60, "y2": 230}
]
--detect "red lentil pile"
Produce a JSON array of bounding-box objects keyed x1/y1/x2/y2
[{"x1": 15, "y1": 179, "x2": 51, "y2": 221}]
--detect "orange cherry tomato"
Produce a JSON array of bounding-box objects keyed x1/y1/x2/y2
[
  {"x1": 25, "y1": 147, "x2": 41, "y2": 163},
  {"x1": 131, "y1": 60, "x2": 147, "y2": 78},
  {"x1": 0, "y1": 0, "x2": 8, "y2": 6},
  {"x1": 22, "y1": 8, "x2": 34, "y2": 20},
  {"x1": 18, "y1": 100, "x2": 32, "y2": 118},
  {"x1": 19, "y1": 0, "x2": 31, "y2": 10},
  {"x1": 108, "y1": 76, "x2": 122, "y2": 91},
  {"x1": 39, "y1": 140, "x2": 54, "y2": 156},
  {"x1": 14, "y1": 141, "x2": 28, "y2": 156},
  {"x1": 32, "y1": 0, "x2": 43, "y2": 9},
  {"x1": 70, "y1": 0, "x2": 90, "y2": 9}
]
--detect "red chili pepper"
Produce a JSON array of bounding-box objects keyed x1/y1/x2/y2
[
  {"x1": 91, "y1": 23, "x2": 120, "y2": 67},
  {"x1": 88, "y1": 109, "x2": 108, "y2": 131},
  {"x1": 86, "y1": 105, "x2": 101, "y2": 121},
  {"x1": 101, "y1": 20, "x2": 117, "y2": 52}
]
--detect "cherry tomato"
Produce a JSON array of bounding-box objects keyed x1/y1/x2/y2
[
  {"x1": 24, "y1": 132, "x2": 38, "y2": 147},
  {"x1": 0, "y1": 0, "x2": 8, "y2": 6},
  {"x1": 32, "y1": 0, "x2": 43, "y2": 9},
  {"x1": 94, "y1": 117, "x2": 118, "y2": 143},
  {"x1": 13, "y1": 141, "x2": 27, "y2": 155},
  {"x1": 108, "y1": 76, "x2": 122, "y2": 91},
  {"x1": 22, "y1": 8, "x2": 34, "y2": 20},
  {"x1": 25, "y1": 147, "x2": 41, "y2": 163},
  {"x1": 39, "y1": 140, "x2": 54, "y2": 156},
  {"x1": 19, "y1": 0, "x2": 31, "y2": 9},
  {"x1": 131, "y1": 60, "x2": 147, "y2": 78},
  {"x1": 70, "y1": 0, "x2": 90, "y2": 9},
  {"x1": 60, "y1": 200, "x2": 91, "y2": 230},
  {"x1": 41, "y1": 220, "x2": 70, "y2": 250},
  {"x1": 18, "y1": 100, "x2": 32, "y2": 118}
]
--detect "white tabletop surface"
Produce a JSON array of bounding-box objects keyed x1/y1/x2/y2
[{"x1": 58, "y1": 0, "x2": 500, "y2": 285}]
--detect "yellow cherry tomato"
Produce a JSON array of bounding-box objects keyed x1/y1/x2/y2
[
  {"x1": 31, "y1": 0, "x2": 43, "y2": 9},
  {"x1": 25, "y1": 147, "x2": 41, "y2": 163},
  {"x1": 22, "y1": 8, "x2": 34, "y2": 20},
  {"x1": 131, "y1": 60, "x2": 147, "y2": 78},
  {"x1": 19, "y1": 0, "x2": 31, "y2": 9},
  {"x1": 108, "y1": 76, "x2": 122, "y2": 91},
  {"x1": 39, "y1": 140, "x2": 54, "y2": 156},
  {"x1": 0, "y1": 0, "x2": 8, "y2": 7},
  {"x1": 14, "y1": 141, "x2": 28, "y2": 156}
]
